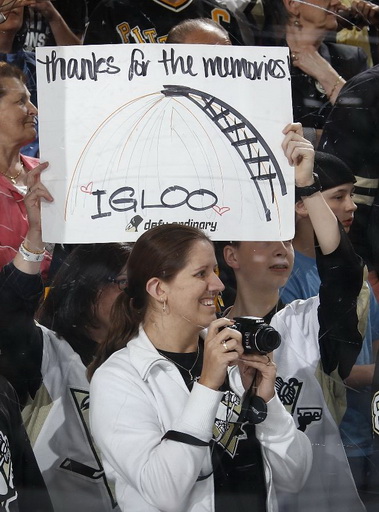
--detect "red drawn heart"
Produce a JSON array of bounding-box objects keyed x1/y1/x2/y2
[
  {"x1": 80, "y1": 182, "x2": 93, "y2": 194},
  {"x1": 212, "y1": 205, "x2": 231, "y2": 216}
]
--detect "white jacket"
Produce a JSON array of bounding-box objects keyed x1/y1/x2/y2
[{"x1": 90, "y1": 328, "x2": 312, "y2": 512}]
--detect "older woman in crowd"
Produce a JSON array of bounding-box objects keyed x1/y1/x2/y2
[
  {"x1": 0, "y1": 1, "x2": 38, "y2": 129},
  {"x1": 261, "y1": 0, "x2": 367, "y2": 146},
  {"x1": 0, "y1": 62, "x2": 49, "y2": 274}
]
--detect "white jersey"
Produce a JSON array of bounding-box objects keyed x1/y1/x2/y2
[
  {"x1": 22, "y1": 325, "x2": 120, "y2": 512},
  {"x1": 271, "y1": 297, "x2": 365, "y2": 512}
]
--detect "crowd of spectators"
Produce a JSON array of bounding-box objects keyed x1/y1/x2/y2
[{"x1": 1, "y1": 0, "x2": 379, "y2": 511}]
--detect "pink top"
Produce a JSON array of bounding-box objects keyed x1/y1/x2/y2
[{"x1": 0, "y1": 155, "x2": 51, "y2": 279}]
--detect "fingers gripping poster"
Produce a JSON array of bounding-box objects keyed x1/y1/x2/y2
[{"x1": 36, "y1": 44, "x2": 293, "y2": 243}]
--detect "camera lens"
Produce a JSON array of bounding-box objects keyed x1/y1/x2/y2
[
  {"x1": 232, "y1": 316, "x2": 281, "y2": 354},
  {"x1": 252, "y1": 325, "x2": 281, "y2": 354}
]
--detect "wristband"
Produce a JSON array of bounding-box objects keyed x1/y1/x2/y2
[
  {"x1": 295, "y1": 173, "x2": 322, "y2": 201},
  {"x1": 19, "y1": 242, "x2": 45, "y2": 262},
  {"x1": 22, "y1": 241, "x2": 45, "y2": 254}
]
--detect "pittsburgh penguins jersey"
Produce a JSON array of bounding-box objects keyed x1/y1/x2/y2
[
  {"x1": 271, "y1": 298, "x2": 365, "y2": 512},
  {"x1": 22, "y1": 326, "x2": 120, "y2": 512},
  {"x1": 84, "y1": 0, "x2": 244, "y2": 45}
]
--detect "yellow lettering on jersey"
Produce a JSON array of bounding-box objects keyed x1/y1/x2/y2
[
  {"x1": 116, "y1": 22, "x2": 131, "y2": 43},
  {"x1": 131, "y1": 26, "x2": 145, "y2": 43},
  {"x1": 158, "y1": 35, "x2": 168, "y2": 43},
  {"x1": 211, "y1": 8, "x2": 231, "y2": 25},
  {"x1": 143, "y1": 28, "x2": 158, "y2": 43}
]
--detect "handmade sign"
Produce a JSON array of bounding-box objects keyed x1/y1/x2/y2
[{"x1": 36, "y1": 44, "x2": 293, "y2": 242}]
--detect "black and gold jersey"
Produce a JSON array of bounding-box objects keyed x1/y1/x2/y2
[{"x1": 84, "y1": 0, "x2": 244, "y2": 45}]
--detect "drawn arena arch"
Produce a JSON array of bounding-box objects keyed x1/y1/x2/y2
[
  {"x1": 66, "y1": 86, "x2": 286, "y2": 225},
  {"x1": 162, "y1": 85, "x2": 287, "y2": 222}
]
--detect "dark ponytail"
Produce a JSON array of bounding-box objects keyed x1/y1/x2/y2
[{"x1": 87, "y1": 288, "x2": 143, "y2": 380}]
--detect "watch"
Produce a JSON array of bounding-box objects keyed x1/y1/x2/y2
[{"x1": 295, "y1": 173, "x2": 322, "y2": 201}]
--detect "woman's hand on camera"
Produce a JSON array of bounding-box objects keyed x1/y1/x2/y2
[
  {"x1": 199, "y1": 318, "x2": 243, "y2": 391},
  {"x1": 238, "y1": 352, "x2": 276, "y2": 403}
]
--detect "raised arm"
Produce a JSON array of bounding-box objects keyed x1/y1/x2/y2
[
  {"x1": 0, "y1": 163, "x2": 53, "y2": 405},
  {"x1": 282, "y1": 123, "x2": 363, "y2": 379},
  {"x1": 18, "y1": 1, "x2": 84, "y2": 45},
  {"x1": 282, "y1": 122, "x2": 340, "y2": 254},
  {"x1": 13, "y1": 162, "x2": 53, "y2": 275}
]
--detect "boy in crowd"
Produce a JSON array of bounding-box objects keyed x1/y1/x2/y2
[{"x1": 280, "y1": 151, "x2": 379, "y2": 511}]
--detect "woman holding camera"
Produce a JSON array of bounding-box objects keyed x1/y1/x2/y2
[
  {"x1": 89, "y1": 225, "x2": 311, "y2": 512},
  {"x1": 88, "y1": 126, "x2": 313, "y2": 512},
  {"x1": 219, "y1": 124, "x2": 365, "y2": 512}
]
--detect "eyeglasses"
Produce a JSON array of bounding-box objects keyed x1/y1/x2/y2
[{"x1": 108, "y1": 276, "x2": 128, "y2": 291}]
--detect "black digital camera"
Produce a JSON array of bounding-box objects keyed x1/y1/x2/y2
[{"x1": 231, "y1": 316, "x2": 281, "y2": 354}]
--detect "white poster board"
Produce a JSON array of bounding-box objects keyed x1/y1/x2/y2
[{"x1": 36, "y1": 44, "x2": 293, "y2": 243}]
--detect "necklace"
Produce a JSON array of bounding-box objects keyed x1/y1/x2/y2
[
  {"x1": 0, "y1": 162, "x2": 23, "y2": 185},
  {"x1": 158, "y1": 344, "x2": 201, "y2": 382}
]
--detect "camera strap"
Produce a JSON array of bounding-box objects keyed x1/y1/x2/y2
[
  {"x1": 162, "y1": 430, "x2": 210, "y2": 446},
  {"x1": 161, "y1": 379, "x2": 267, "y2": 483},
  {"x1": 161, "y1": 430, "x2": 213, "y2": 481}
]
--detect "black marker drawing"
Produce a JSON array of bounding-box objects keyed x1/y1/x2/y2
[
  {"x1": 66, "y1": 86, "x2": 286, "y2": 227},
  {"x1": 162, "y1": 85, "x2": 287, "y2": 221}
]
